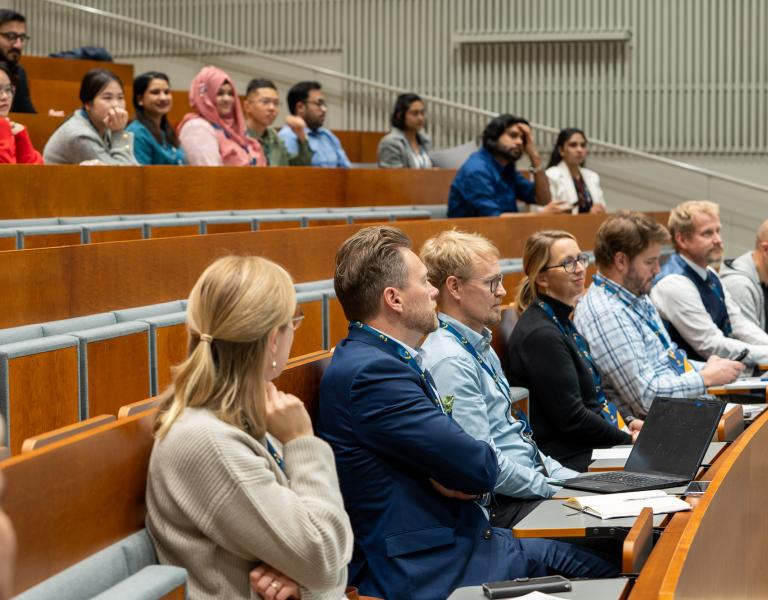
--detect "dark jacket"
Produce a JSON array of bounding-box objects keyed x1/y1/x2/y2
[
  {"x1": 503, "y1": 295, "x2": 631, "y2": 471},
  {"x1": 318, "y1": 324, "x2": 537, "y2": 600},
  {"x1": 10, "y1": 62, "x2": 35, "y2": 113}
]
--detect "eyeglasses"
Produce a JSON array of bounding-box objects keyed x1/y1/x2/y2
[
  {"x1": 0, "y1": 84, "x2": 15, "y2": 98},
  {"x1": 305, "y1": 100, "x2": 327, "y2": 109},
  {"x1": 0, "y1": 32, "x2": 30, "y2": 43},
  {"x1": 253, "y1": 98, "x2": 280, "y2": 108},
  {"x1": 541, "y1": 253, "x2": 590, "y2": 273},
  {"x1": 291, "y1": 307, "x2": 305, "y2": 331},
  {"x1": 463, "y1": 273, "x2": 504, "y2": 294}
]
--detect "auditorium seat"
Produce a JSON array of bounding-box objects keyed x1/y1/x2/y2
[{"x1": 20, "y1": 414, "x2": 116, "y2": 453}]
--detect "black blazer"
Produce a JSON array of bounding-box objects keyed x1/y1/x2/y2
[{"x1": 503, "y1": 295, "x2": 631, "y2": 471}]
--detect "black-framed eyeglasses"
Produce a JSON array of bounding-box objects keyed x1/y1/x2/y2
[
  {"x1": 541, "y1": 253, "x2": 590, "y2": 273},
  {"x1": 463, "y1": 273, "x2": 504, "y2": 294},
  {"x1": 0, "y1": 32, "x2": 30, "y2": 43}
]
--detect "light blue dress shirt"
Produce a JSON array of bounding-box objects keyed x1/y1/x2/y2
[
  {"x1": 278, "y1": 125, "x2": 351, "y2": 168},
  {"x1": 573, "y1": 273, "x2": 706, "y2": 418},
  {"x1": 421, "y1": 313, "x2": 576, "y2": 499}
]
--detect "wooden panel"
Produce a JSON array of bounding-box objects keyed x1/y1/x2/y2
[
  {"x1": 28, "y1": 80, "x2": 135, "y2": 117},
  {"x1": 8, "y1": 112, "x2": 64, "y2": 151},
  {"x1": 0, "y1": 213, "x2": 669, "y2": 328},
  {"x1": 21, "y1": 232, "x2": 81, "y2": 249},
  {"x1": 0, "y1": 239, "x2": 16, "y2": 252},
  {"x1": 117, "y1": 397, "x2": 158, "y2": 419},
  {"x1": 21, "y1": 414, "x2": 115, "y2": 453},
  {"x1": 292, "y1": 301, "x2": 324, "y2": 358},
  {"x1": 0, "y1": 164, "x2": 455, "y2": 219},
  {"x1": 717, "y1": 404, "x2": 744, "y2": 442},
  {"x1": 156, "y1": 324, "x2": 188, "y2": 393},
  {"x1": 333, "y1": 130, "x2": 384, "y2": 163},
  {"x1": 274, "y1": 351, "x2": 331, "y2": 424},
  {"x1": 204, "y1": 222, "x2": 252, "y2": 235},
  {"x1": 622, "y1": 507, "x2": 654, "y2": 574},
  {"x1": 147, "y1": 225, "x2": 200, "y2": 239},
  {"x1": 86, "y1": 332, "x2": 151, "y2": 417},
  {"x1": 8, "y1": 346, "x2": 79, "y2": 455},
  {"x1": 159, "y1": 586, "x2": 187, "y2": 600},
  {"x1": 3, "y1": 411, "x2": 155, "y2": 594},
  {"x1": 22, "y1": 56, "x2": 134, "y2": 84},
  {"x1": 89, "y1": 228, "x2": 144, "y2": 244}
]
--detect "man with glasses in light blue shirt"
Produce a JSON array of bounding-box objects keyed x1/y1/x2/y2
[
  {"x1": 278, "y1": 80, "x2": 351, "y2": 168},
  {"x1": 420, "y1": 229, "x2": 577, "y2": 529}
]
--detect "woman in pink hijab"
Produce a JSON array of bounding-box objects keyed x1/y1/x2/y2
[{"x1": 178, "y1": 66, "x2": 266, "y2": 166}]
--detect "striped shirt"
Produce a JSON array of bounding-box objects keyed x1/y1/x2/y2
[{"x1": 573, "y1": 274, "x2": 705, "y2": 418}]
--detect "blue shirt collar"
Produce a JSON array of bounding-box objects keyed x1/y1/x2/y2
[{"x1": 438, "y1": 312, "x2": 493, "y2": 354}]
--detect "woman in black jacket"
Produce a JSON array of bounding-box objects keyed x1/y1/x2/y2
[{"x1": 503, "y1": 230, "x2": 641, "y2": 471}]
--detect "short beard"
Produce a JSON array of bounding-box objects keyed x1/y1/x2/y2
[{"x1": 403, "y1": 305, "x2": 439, "y2": 336}]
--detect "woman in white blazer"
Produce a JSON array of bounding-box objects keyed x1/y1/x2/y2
[{"x1": 545, "y1": 128, "x2": 606, "y2": 214}]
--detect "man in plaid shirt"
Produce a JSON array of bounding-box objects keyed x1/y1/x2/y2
[{"x1": 574, "y1": 211, "x2": 743, "y2": 418}]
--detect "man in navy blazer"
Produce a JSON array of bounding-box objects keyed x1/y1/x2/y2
[{"x1": 318, "y1": 225, "x2": 617, "y2": 600}]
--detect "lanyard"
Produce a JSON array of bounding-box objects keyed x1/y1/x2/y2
[
  {"x1": 266, "y1": 438, "x2": 285, "y2": 473},
  {"x1": 352, "y1": 321, "x2": 446, "y2": 414},
  {"x1": 438, "y1": 319, "x2": 532, "y2": 434},
  {"x1": 536, "y1": 300, "x2": 620, "y2": 428},
  {"x1": 593, "y1": 274, "x2": 688, "y2": 375}
]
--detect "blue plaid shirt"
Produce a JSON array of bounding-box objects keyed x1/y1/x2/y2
[{"x1": 573, "y1": 274, "x2": 705, "y2": 418}]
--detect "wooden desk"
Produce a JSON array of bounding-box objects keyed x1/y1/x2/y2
[
  {"x1": 512, "y1": 499, "x2": 669, "y2": 539},
  {"x1": 629, "y1": 409, "x2": 768, "y2": 598}
]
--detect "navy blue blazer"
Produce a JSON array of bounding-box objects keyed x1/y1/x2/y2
[{"x1": 318, "y1": 325, "x2": 531, "y2": 600}]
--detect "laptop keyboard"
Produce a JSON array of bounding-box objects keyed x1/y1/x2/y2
[{"x1": 570, "y1": 471, "x2": 682, "y2": 487}]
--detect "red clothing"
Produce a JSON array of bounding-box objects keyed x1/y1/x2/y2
[{"x1": 0, "y1": 118, "x2": 43, "y2": 164}]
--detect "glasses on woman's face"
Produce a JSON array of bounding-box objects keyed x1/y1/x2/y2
[
  {"x1": 541, "y1": 253, "x2": 590, "y2": 274},
  {"x1": 291, "y1": 306, "x2": 305, "y2": 331},
  {"x1": 0, "y1": 85, "x2": 15, "y2": 98}
]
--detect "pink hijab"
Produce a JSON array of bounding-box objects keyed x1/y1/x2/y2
[{"x1": 178, "y1": 66, "x2": 266, "y2": 167}]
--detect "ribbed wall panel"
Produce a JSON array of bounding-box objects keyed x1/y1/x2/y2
[{"x1": 11, "y1": 0, "x2": 768, "y2": 153}]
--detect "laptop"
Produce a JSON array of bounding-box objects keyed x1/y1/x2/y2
[{"x1": 564, "y1": 396, "x2": 725, "y2": 493}]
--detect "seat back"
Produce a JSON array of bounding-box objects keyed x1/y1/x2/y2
[
  {"x1": 622, "y1": 506, "x2": 655, "y2": 574},
  {"x1": 21, "y1": 414, "x2": 116, "y2": 453}
]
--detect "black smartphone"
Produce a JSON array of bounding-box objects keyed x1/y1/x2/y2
[
  {"x1": 482, "y1": 575, "x2": 572, "y2": 598},
  {"x1": 734, "y1": 348, "x2": 750, "y2": 362},
  {"x1": 684, "y1": 480, "x2": 711, "y2": 497}
]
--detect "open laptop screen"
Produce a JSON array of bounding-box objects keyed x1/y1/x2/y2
[{"x1": 625, "y1": 396, "x2": 725, "y2": 479}]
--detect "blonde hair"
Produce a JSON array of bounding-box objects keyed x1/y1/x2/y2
[
  {"x1": 155, "y1": 256, "x2": 296, "y2": 439},
  {"x1": 515, "y1": 230, "x2": 576, "y2": 313},
  {"x1": 668, "y1": 201, "x2": 720, "y2": 249},
  {"x1": 419, "y1": 228, "x2": 499, "y2": 289}
]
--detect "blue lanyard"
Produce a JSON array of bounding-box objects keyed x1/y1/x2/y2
[
  {"x1": 438, "y1": 319, "x2": 532, "y2": 434},
  {"x1": 594, "y1": 274, "x2": 688, "y2": 375},
  {"x1": 536, "y1": 300, "x2": 620, "y2": 428},
  {"x1": 266, "y1": 438, "x2": 285, "y2": 472},
  {"x1": 352, "y1": 321, "x2": 446, "y2": 414}
]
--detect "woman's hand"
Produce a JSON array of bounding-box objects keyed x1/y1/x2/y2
[
  {"x1": 590, "y1": 204, "x2": 606, "y2": 214},
  {"x1": 540, "y1": 200, "x2": 572, "y2": 214},
  {"x1": 265, "y1": 382, "x2": 314, "y2": 444},
  {"x1": 250, "y1": 565, "x2": 302, "y2": 600},
  {"x1": 8, "y1": 121, "x2": 24, "y2": 135},
  {"x1": 102, "y1": 106, "x2": 129, "y2": 132}
]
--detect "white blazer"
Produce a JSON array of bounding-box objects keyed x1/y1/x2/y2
[{"x1": 545, "y1": 161, "x2": 606, "y2": 214}]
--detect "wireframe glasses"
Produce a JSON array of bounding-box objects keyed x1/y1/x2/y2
[
  {"x1": 463, "y1": 273, "x2": 504, "y2": 294},
  {"x1": 0, "y1": 85, "x2": 15, "y2": 98},
  {"x1": 306, "y1": 99, "x2": 327, "y2": 108},
  {"x1": 291, "y1": 306, "x2": 305, "y2": 330},
  {"x1": 541, "y1": 253, "x2": 590, "y2": 273},
  {"x1": 254, "y1": 98, "x2": 280, "y2": 108}
]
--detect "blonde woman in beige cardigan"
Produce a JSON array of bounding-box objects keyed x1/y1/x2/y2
[{"x1": 146, "y1": 256, "x2": 352, "y2": 600}]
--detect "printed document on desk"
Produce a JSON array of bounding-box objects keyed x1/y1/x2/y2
[{"x1": 563, "y1": 490, "x2": 691, "y2": 519}]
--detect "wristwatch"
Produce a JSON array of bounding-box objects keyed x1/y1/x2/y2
[{"x1": 528, "y1": 163, "x2": 545, "y2": 174}]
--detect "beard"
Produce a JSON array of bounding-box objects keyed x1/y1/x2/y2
[
  {"x1": 493, "y1": 143, "x2": 522, "y2": 163},
  {"x1": 403, "y1": 302, "x2": 439, "y2": 336},
  {"x1": 624, "y1": 266, "x2": 653, "y2": 296}
]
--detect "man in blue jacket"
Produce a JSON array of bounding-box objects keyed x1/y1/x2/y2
[
  {"x1": 318, "y1": 225, "x2": 617, "y2": 600},
  {"x1": 448, "y1": 114, "x2": 555, "y2": 217}
]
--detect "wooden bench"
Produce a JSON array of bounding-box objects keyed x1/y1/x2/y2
[
  {"x1": 0, "y1": 164, "x2": 454, "y2": 219},
  {"x1": 3, "y1": 350, "x2": 333, "y2": 596},
  {"x1": 21, "y1": 56, "x2": 134, "y2": 84}
]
